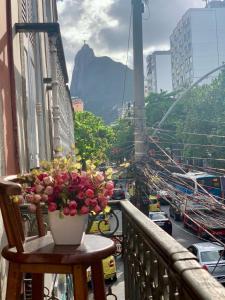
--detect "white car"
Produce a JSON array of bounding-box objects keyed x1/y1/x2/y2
[{"x1": 188, "y1": 242, "x2": 225, "y2": 284}]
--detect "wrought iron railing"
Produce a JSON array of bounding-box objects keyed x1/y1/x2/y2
[
  {"x1": 120, "y1": 200, "x2": 225, "y2": 300},
  {"x1": 19, "y1": 200, "x2": 225, "y2": 299}
]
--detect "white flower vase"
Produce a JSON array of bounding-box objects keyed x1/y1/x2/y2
[{"x1": 48, "y1": 211, "x2": 89, "y2": 245}]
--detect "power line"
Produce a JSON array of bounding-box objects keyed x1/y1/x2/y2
[
  {"x1": 150, "y1": 127, "x2": 225, "y2": 139},
  {"x1": 154, "y1": 140, "x2": 225, "y2": 149}
]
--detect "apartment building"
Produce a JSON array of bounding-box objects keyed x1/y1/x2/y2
[
  {"x1": 0, "y1": 1, "x2": 74, "y2": 297},
  {"x1": 146, "y1": 51, "x2": 172, "y2": 94},
  {"x1": 170, "y1": 0, "x2": 225, "y2": 90}
]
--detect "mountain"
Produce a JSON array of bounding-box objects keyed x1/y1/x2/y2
[{"x1": 70, "y1": 44, "x2": 133, "y2": 123}]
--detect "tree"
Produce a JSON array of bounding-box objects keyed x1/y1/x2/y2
[
  {"x1": 74, "y1": 111, "x2": 115, "y2": 163},
  {"x1": 110, "y1": 118, "x2": 134, "y2": 163},
  {"x1": 145, "y1": 71, "x2": 225, "y2": 168}
]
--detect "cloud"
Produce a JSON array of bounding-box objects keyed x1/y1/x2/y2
[{"x1": 57, "y1": 0, "x2": 204, "y2": 81}]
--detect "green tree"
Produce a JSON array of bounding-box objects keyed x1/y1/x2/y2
[
  {"x1": 74, "y1": 111, "x2": 115, "y2": 163},
  {"x1": 145, "y1": 71, "x2": 225, "y2": 168},
  {"x1": 110, "y1": 118, "x2": 134, "y2": 163}
]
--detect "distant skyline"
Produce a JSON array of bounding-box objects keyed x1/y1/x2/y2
[{"x1": 57, "y1": 0, "x2": 204, "y2": 81}]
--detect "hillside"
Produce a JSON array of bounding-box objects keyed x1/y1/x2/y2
[{"x1": 70, "y1": 44, "x2": 133, "y2": 123}]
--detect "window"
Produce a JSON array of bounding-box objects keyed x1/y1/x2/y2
[{"x1": 201, "y1": 250, "x2": 225, "y2": 262}]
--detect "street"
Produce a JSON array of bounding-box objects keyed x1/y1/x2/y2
[{"x1": 163, "y1": 204, "x2": 201, "y2": 248}]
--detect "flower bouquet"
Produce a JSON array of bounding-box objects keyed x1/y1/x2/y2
[{"x1": 20, "y1": 154, "x2": 114, "y2": 245}]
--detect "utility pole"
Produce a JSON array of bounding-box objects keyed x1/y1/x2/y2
[
  {"x1": 132, "y1": 0, "x2": 146, "y2": 161},
  {"x1": 132, "y1": 0, "x2": 147, "y2": 213}
]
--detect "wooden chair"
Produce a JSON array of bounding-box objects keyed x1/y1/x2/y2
[{"x1": 0, "y1": 178, "x2": 116, "y2": 300}]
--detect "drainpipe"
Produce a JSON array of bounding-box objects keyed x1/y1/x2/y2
[
  {"x1": 6, "y1": 0, "x2": 20, "y2": 174},
  {"x1": 49, "y1": 34, "x2": 61, "y2": 157}
]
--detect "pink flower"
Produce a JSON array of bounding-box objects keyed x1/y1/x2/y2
[
  {"x1": 43, "y1": 176, "x2": 53, "y2": 186},
  {"x1": 63, "y1": 207, "x2": 70, "y2": 216},
  {"x1": 33, "y1": 194, "x2": 42, "y2": 203},
  {"x1": 96, "y1": 173, "x2": 104, "y2": 182},
  {"x1": 93, "y1": 205, "x2": 101, "y2": 214},
  {"x1": 80, "y1": 206, "x2": 89, "y2": 215},
  {"x1": 69, "y1": 209, "x2": 77, "y2": 216},
  {"x1": 61, "y1": 172, "x2": 69, "y2": 182},
  {"x1": 105, "y1": 189, "x2": 113, "y2": 196},
  {"x1": 101, "y1": 201, "x2": 107, "y2": 209},
  {"x1": 37, "y1": 173, "x2": 48, "y2": 181},
  {"x1": 71, "y1": 172, "x2": 78, "y2": 180},
  {"x1": 77, "y1": 191, "x2": 84, "y2": 199},
  {"x1": 42, "y1": 194, "x2": 48, "y2": 202},
  {"x1": 106, "y1": 181, "x2": 114, "y2": 190},
  {"x1": 48, "y1": 195, "x2": 55, "y2": 202},
  {"x1": 85, "y1": 189, "x2": 94, "y2": 198},
  {"x1": 35, "y1": 184, "x2": 44, "y2": 193},
  {"x1": 69, "y1": 201, "x2": 77, "y2": 209},
  {"x1": 48, "y1": 202, "x2": 57, "y2": 212},
  {"x1": 84, "y1": 199, "x2": 90, "y2": 206},
  {"x1": 89, "y1": 199, "x2": 97, "y2": 207},
  {"x1": 44, "y1": 186, "x2": 54, "y2": 195},
  {"x1": 98, "y1": 196, "x2": 107, "y2": 203},
  {"x1": 26, "y1": 194, "x2": 34, "y2": 203}
]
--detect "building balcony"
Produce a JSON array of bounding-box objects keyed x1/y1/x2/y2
[{"x1": 18, "y1": 200, "x2": 225, "y2": 299}]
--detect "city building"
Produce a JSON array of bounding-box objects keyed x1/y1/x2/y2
[
  {"x1": 0, "y1": 0, "x2": 74, "y2": 297},
  {"x1": 146, "y1": 51, "x2": 172, "y2": 93},
  {"x1": 72, "y1": 97, "x2": 84, "y2": 112},
  {"x1": 170, "y1": 0, "x2": 225, "y2": 90}
]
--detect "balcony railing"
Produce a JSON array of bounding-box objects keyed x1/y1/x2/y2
[
  {"x1": 110, "y1": 200, "x2": 225, "y2": 300},
  {"x1": 18, "y1": 200, "x2": 225, "y2": 299}
]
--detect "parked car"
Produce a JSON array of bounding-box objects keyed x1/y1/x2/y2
[
  {"x1": 148, "y1": 211, "x2": 172, "y2": 235},
  {"x1": 111, "y1": 188, "x2": 125, "y2": 200},
  {"x1": 148, "y1": 194, "x2": 160, "y2": 212},
  {"x1": 87, "y1": 255, "x2": 117, "y2": 282},
  {"x1": 156, "y1": 190, "x2": 172, "y2": 205},
  {"x1": 188, "y1": 242, "x2": 225, "y2": 284}
]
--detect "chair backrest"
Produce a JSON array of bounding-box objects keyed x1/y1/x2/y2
[{"x1": 0, "y1": 176, "x2": 46, "y2": 253}]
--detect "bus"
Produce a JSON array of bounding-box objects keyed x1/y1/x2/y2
[{"x1": 172, "y1": 171, "x2": 223, "y2": 200}]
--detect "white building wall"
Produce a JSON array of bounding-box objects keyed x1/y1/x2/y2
[
  {"x1": 171, "y1": 5, "x2": 225, "y2": 90},
  {"x1": 155, "y1": 55, "x2": 173, "y2": 92},
  {"x1": 147, "y1": 51, "x2": 172, "y2": 94}
]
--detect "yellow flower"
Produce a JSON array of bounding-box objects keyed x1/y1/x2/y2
[
  {"x1": 74, "y1": 162, "x2": 82, "y2": 170},
  {"x1": 10, "y1": 195, "x2": 19, "y2": 203},
  {"x1": 74, "y1": 148, "x2": 79, "y2": 155},
  {"x1": 105, "y1": 168, "x2": 113, "y2": 175},
  {"x1": 76, "y1": 155, "x2": 82, "y2": 162}
]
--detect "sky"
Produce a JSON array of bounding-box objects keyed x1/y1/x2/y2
[{"x1": 57, "y1": 0, "x2": 205, "y2": 81}]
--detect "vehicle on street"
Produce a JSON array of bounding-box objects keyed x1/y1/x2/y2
[
  {"x1": 148, "y1": 194, "x2": 160, "y2": 212},
  {"x1": 148, "y1": 211, "x2": 172, "y2": 235},
  {"x1": 183, "y1": 208, "x2": 225, "y2": 239},
  {"x1": 172, "y1": 171, "x2": 223, "y2": 200},
  {"x1": 157, "y1": 190, "x2": 172, "y2": 205},
  {"x1": 111, "y1": 188, "x2": 125, "y2": 200},
  {"x1": 188, "y1": 242, "x2": 225, "y2": 284},
  {"x1": 169, "y1": 198, "x2": 182, "y2": 221},
  {"x1": 87, "y1": 255, "x2": 117, "y2": 282}
]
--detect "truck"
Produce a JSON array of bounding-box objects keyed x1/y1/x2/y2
[{"x1": 169, "y1": 193, "x2": 225, "y2": 239}]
